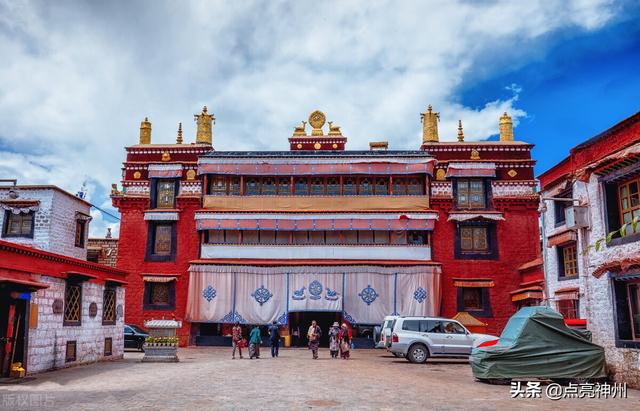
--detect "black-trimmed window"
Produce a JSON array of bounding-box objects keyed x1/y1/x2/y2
[
  {"x1": 151, "y1": 179, "x2": 178, "y2": 209},
  {"x1": 613, "y1": 279, "x2": 640, "y2": 348},
  {"x1": 294, "y1": 177, "x2": 309, "y2": 195},
  {"x1": 104, "y1": 337, "x2": 113, "y2": 356},
  {"x1": 146, "y1": 222, "x2": 177, "y2": 262},
  {"x1": 554, "y1": 189, "x2": 572, "y2": 227},
  {"x1": 64, "y1": 281, "x2": 82, "y2": 326},
  {"x1": 2, "y1": 211, "x2": 34, "y2": 238},
  {"x1": 456, "y1": 287, "x2": 492, "y2": 317},
  {"x1": 102, "y1": 287, "x2": 117, "y2": 325},
  {"x1": 143, "y1": 281, "x2": 176, "y2": 310},
  {"x1": 602, "y1": 177, "x2": 640, "y2": 245},
  {"x1": 75, "y1": 219, "x2": 86, "y2": 248},
  {"x1": 556, "y1": 299, "x2": 579, "y2": 319},
  {"x1": 65, "y1": 341, "x2": 77, "y2": 362},
  {"x1": 557, "y1": 243, "x2": 578, "y2": 279},
  {"x1": 455, "y1": 222, "x2": 498, "y2": 260},
  {"x1": 343, "y1": 177, "x2": 357, "y2": 195},
  {"x1": 455, "y1": 179, "x2": 486, "y2": 209}
]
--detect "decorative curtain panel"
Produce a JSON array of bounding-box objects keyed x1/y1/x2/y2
[
  {"x1": 186, "y1": 271, "x2": 234, "y2": 323},
  {"x1": 234, "y1": 273, "x2": 287, "y2": 325},
  {"x1": 396, "y1": 272, "x2": 441, "y2": 317},
  {"x1": 343, "y1": 273, "x2": 395, "y2": 325},
  {"x1": 289, "y1": 273, "x2": 343, "y2": 312}
]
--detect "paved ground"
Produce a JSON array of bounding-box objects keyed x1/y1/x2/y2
[{"x1": 0, "y1": 347, "x2": 639, "y2": 410}]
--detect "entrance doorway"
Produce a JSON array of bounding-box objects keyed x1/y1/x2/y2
[
  {"x1": 289, "y1": 312, "x2": 341, "y2": 347},
  {"x1": 0, "y1": 289, "x2": 29, "y2": 377}
]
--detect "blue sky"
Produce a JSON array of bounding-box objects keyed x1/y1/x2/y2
[{"x1": 0, "y1": 0, "x2": 639, "y2": 236}]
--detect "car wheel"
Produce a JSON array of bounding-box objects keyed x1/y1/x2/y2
[{"x1": 407, "y1": 344, "x2": 429, "y2": 364}]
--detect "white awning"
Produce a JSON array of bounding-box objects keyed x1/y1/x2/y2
[
  {"x1": 143, "y1": 276, "x2": 177, "y2": 283},
  {"x1": 144, "y1": 211, "x2": 179, "y2": 221},
  {"x1": 447, "y1": 212, "x2": 504, "y2": 222}
]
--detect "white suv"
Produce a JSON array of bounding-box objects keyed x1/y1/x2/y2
[
  {"x1": 389, "y1": 316, "x2": 497, "y2": 363},
  {"x1": 376, "y1": 315, "x2": 399, "y2": 349}
]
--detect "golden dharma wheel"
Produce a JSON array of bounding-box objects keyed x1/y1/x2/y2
[{"x1": 308, "y1": 110, "x2": 326, "y2": 129}]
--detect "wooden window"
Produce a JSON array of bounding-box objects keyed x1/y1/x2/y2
[
  {"x1": 556, "y1": 299, "x2": 579, "y2": 319},
  {"x1": 359, "y1": 177, "x2": 373, "y2": 195},
  {"x1": 460, "y1": 226, "x2": 488, "y2": 252},
  {"x1": 245, "y1": 177, "x2": 260, "y2": 195},
  {"x1": 156, "y1": 179, "x2": 176, "y2": 208},
  {"x1": 104, "y1": 337, "x2": 113, "y2": 356},
  {"x1": 294, "y1": 177, "x2": 309, "y2": 195},
  {"x1": 557, "y1": 243, "x2": 578, "y2": 278},
  {"x1": 310, "y1": 177, "x2": 325, "y2": 195},
  {"x1": 209, "y1": 176, "x2": 228, "y2": 195},
  {"x1": 102, "y1": 288, "x2": 117, "y2": 325},
  {"x1": 327, "y1": 177, "x2": 340, "y2": 195},
  {"x1": 456, "y1": 179, "x2": 485, "y2": 209},
  {"x1": 392, "y1": 177, "x2": 407, "y2": 195},
  {"x1": 64, "y1": 282, "x2": 82, "y2": 326},
  {"x1": 143, "y1": 281, "x2": 176, "y2": 310},
  {"x1": 618, "y1": 178, "x2": 640, "y2": 235},
  {"x1": 374, "y1": 177, "x2": 389, "y2": 195},
  {"x1": 343, "y1": 177, "x2": 357, "y2": 195},
  {"x1": 2, "y1": 211, "x2": 34, "y2": 238},
  {"x1": 65, "y1": 341, "x2": 77, "y2": 362},
  {"x1": 229, "y1": 176, "x2": 241, "y2": 195},
  {"x1": 628, "y1": 283, "x2": 640, "y2": 340},
  {"x1": 153, "y1": 225, "x2": 173, "y2": 255},
  {"x1": 407, "y1": 177, "x2": 424, "y2": 195},
  {"x1": 75, "y1": 219, "x2": 86, "y2": 248},
  {"x1": 407, "y1": 231, "x2": 428, "y2": 245},
  {"x1": 87, "y1": 248, "x2": 100, "y2": 262},
  {"x1": 261, "y1": 177, "x2": 277, "y2": 195},
  {"x1": 456, "y1": 287, "x2": 492, "y2": 316},
  {"x1": 277, "y1": 177, "x2": 290, "y2": 195},
  {"x1": 612, "y1": 280, "x2": 640, "y2": 346}
]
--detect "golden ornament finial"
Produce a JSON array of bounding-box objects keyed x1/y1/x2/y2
[
  {"x1": 421, "y1": 104, "x2": 440, "y2": 143},
  {"x1": 194, "y1": 105, "x2": 215, "y2": 145},
  {"x1": 499, "y1": 112, "x2": 514, "y2": 142},
  {"x1": 176, "y1": 122, "x2": 183, "y2": 144},
  {"x1": 470, "y1": 148, "x2": 480, "y2": 160},
  {"x1": 292, "y1": 121, "x2": 307, "y2": 136},
  {"x1": 457, "y1": 120, "x2": 464, "y2": 142},
  {"x1": 139, "y1": 117, "x2": 152, "y2": 144},
  {"x1": 309, "y1": 110, "x2": 326, "y2": 136},
  {"x1": 162, "y1": 151, "x2": 171, "y2": 161},
  {"x1": 327, "y1": 121, "x2": 342, "y2": 136}
]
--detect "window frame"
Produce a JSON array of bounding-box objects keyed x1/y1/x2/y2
[
  {"x1": 102, "y1": 287, "x2": 117, "y2": 325},
  {"x1": 612, "y1": 278, "x2": 640, "y2": 348},
  {"x1": 143, "y1": 280, "x2": 176, "y2": 311},
  {"x1": 2, "y1": 210, "x2": 35, "y2": 238},
  {"x1": 454, "y1": 178, "x2": 487, "y2": 209},
  {"x1": 75, "y1": 219, "x2": 86, "y2": 248},
  {"x1": 557, "y1": 243, "x2": 578, "y2": 280},
  {"x1": 63, "y1": 280, "x2": 83, "y2": 327},
  {"x1": 456, "y1": 286, "x2": 492, "y2": 317},
  {"x1": 454, "y1": 222, "x2": 498, "y2": 260},
  {"x1": 150, "y1": 178, "x2": 179, "y2": 209},
  {"x1": 556, "y1": 298, "x2": 579, "y2": 319},
  {"x1": 145, "y1": 221, "x2": 177, "y2": 262}
]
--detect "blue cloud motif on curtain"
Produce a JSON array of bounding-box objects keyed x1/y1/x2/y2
[
  {"x1": 309, "y1": 280, "x2": 323, "y2": 300},
  {"x1": 342, "y1": 311, "x2": 357, "y2": 325},
  {"x1": 276, "y1": 312, "x2": 288, "y2": 325},
  {"x1": 292, "y1": 286, "x2": 306, "y2": 300},
  {"x1": 221, "y1": 311, "x2": 246, "y2": 324},
  {"x1": 325, "y1": 288, "x2": 339, "y2": 301},
  {"x1": 358, "y1": 285, "x2": 379, "y2": 306},
  {"x1": 202, "y1": 285, "x2": 217, "y2": 302},
  {"x1": 413, "y1": 287, "x2": 427, "y2": 303},
  {"x1": 251, "y1": 285, "x2": 273, "y2": 306}
]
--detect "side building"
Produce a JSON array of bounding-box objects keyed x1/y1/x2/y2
[
  {"x1": 0, "y1": 184, "x2": 127, "y2": 376},
  {"x1": 539, "y1": 111, "x2": 640, "y2": 388},
  {"x1": 113, "y1": 106, "x2": 541, "y2": 345}
]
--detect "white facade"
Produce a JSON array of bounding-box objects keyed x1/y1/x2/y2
[
  {"x1": 0, "y1": 186, "x2": 91, "y2": 260},
  {"x1": 541, "y1": 168, "x2": 640, "y2": 387}
]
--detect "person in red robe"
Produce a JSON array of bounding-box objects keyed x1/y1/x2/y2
[{"x1": 338, "y1": 323, "x2": 352, "y2": 359}]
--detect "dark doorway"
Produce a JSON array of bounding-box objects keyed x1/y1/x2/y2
[
  {"x1": 288, "y1": 312, "x2": 341, "y2": 347},
  {"x1": 0, "y1": 289, "x2": 29, "y2": 377}
]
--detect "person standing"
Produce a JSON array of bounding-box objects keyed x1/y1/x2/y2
[
  {"x1": 328, "y1": 322, "x2": 340, "y2": 359},
  {"x1": 231, "y1": 322, "x2": 244, "y2": 359},
  {"x1": 268, "y1": 321, "x2": 281, "y2": 358},
  {"x1": 338, "y1": 323, "x2": 352, "y2": 360},
  {"x1": 307, "y1": 320, "x2": 322, "y2": 359},
  {"x1": 249, "y1": 325, "x2": 262, "y2": 359}
]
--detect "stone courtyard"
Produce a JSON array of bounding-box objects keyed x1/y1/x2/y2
[{"x1": 1, "y1": 347, "x2": 639, "y2": 410}]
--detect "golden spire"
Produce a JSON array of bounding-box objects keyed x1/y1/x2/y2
[
  {"x1": 421, "y1": 105, "x2": 439, "y2": 143},
  {"x1": 176, "y1": 122, "x2": 183, "y2": 144},
  {"x1": 194, "y1": 105, "x2": 215, "y2": 145},
  {"x1": 139, "y1": 117, "x2": 151, "y2": 144},
  {"x1": 457, "y1": 120, "x2": 465, "y2": 142},
  {"x1": 499, "y1": 112, "x2": 514, "y2": 142}
]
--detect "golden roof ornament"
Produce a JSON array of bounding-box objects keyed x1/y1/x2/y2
[
  {"x1": 309, "y1": 110, "x2": 326, "y2": 136},
  {"x1": 499, "y1": 112, "x2": 514, "y2": 142},
  {"x1": 176, "y1": 122, "x2": 183, "y2": 144},
  {"x1": 421, "y1": 105, "x2": 440, "y2": 143},
  {"x1": 292, "y1": 121, "x2": 307, "y2": 136},
  {"x1": 470, "y1": 148, "x2": 480, "y2": 160},
  {"x1": 139, "y1": 117, "x2": 152, "y2": 144},
  {"x1": 457, "y1": 120, "x2": 464, "y2": 142},
  {"x1": 194, "y1": 105, "x2": 215, "y2": 145},
  {"x1": 162, "y1": 151, "x2": 171, "y2": 162},
  {"x1": 328, "y1": 121, "x2": 342, "y2": 136}
]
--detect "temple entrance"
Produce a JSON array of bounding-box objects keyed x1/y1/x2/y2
[
  {"x1": 0, "y1": 289, "x2": 29, "y2": 377},
  {"x1": 288, "y1": 311, "x2": 341, "y2": 348}
]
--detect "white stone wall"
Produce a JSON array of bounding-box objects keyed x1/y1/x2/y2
[
  {"x1": 0, "y1": 187, "x2": 90, "y2": 259},
  {"x1": 26, "y1": 275, "x2": 125, "y2": 374},
  {"x1": 541, "y1": 175, "x2": 640, "y2": 386}
]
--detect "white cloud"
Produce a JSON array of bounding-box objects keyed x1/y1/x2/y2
[{"x1": 0, "y1": 0, "x2": 621, "y2": 234}]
